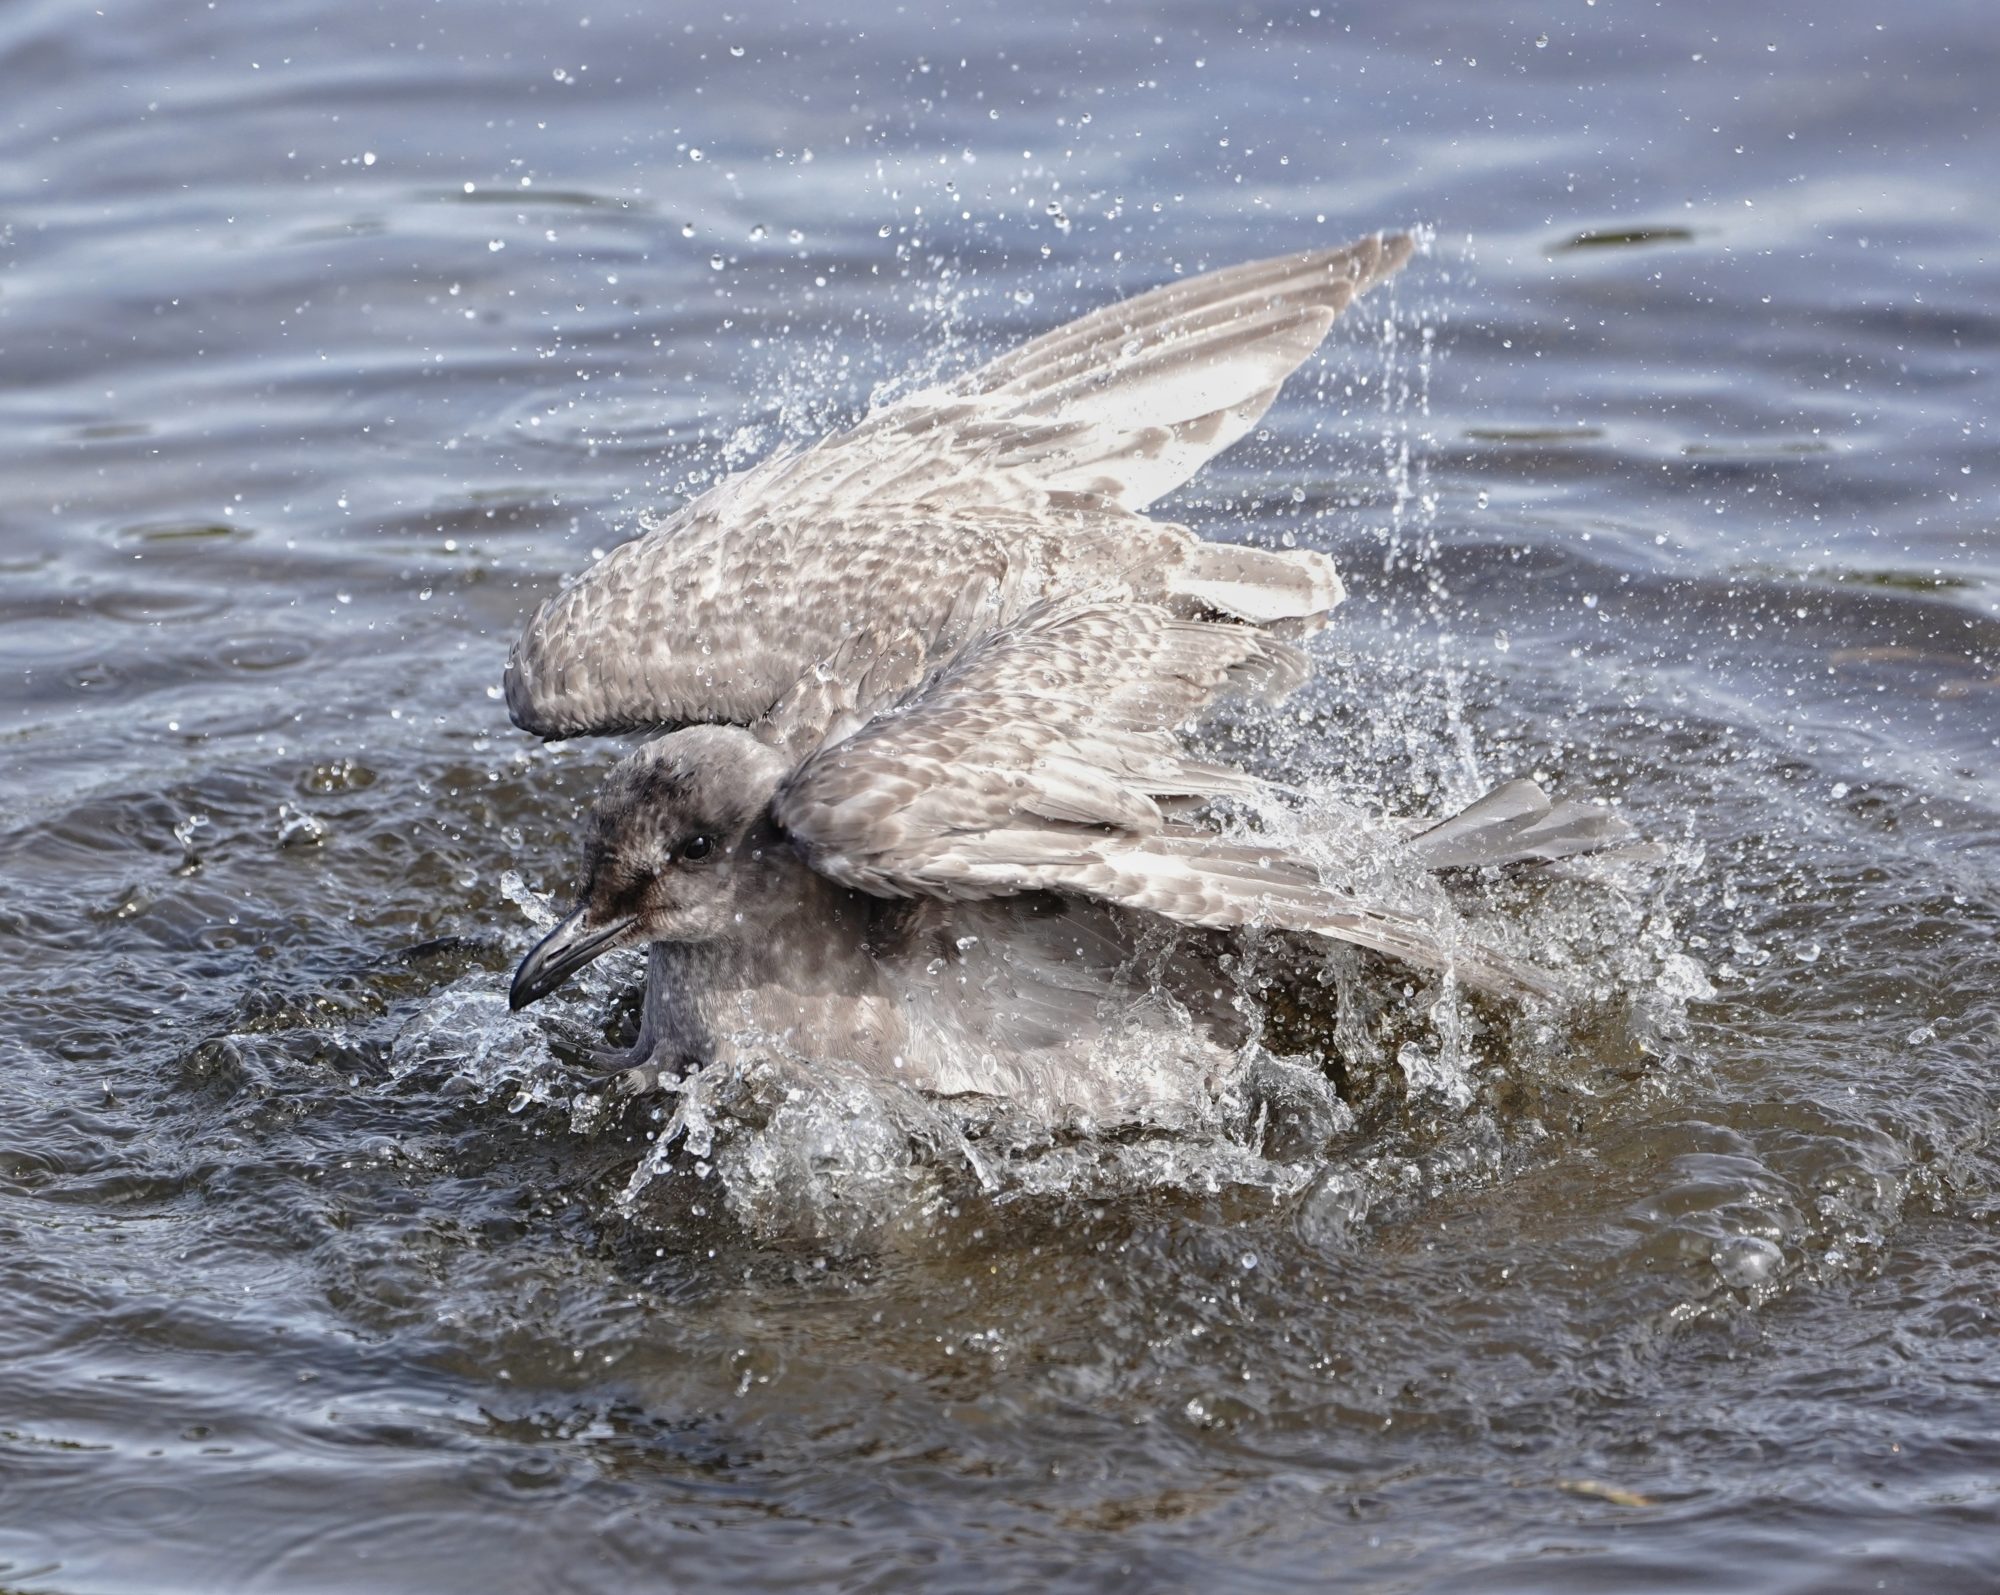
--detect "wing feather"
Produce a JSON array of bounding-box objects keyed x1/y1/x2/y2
[
  {"x1": 504, "y1": 235, "x2": 1411, "y2": 742},
  {"x1": 775, "y1": 598, "x2": 1563, "y2": 1002}
]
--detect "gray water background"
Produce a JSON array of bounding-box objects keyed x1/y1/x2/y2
[{"x1": 3, "y1": 0, "x2": 1998, "y2": 1589}]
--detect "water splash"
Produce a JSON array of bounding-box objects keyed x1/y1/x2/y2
[{"x1": 405, "y1": 232, "x2": 1711, "y2": 1245}]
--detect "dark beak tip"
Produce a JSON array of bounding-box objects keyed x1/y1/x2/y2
[
  {"x1": 508, "y1": 946, "x2": 561, "y2": 1012},
  {"x1": 508, "y1": 907, "x2": 633, "y2": 1013}
]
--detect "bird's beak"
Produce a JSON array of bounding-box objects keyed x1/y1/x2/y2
[{"x1": 509, "y1": 906, "x2": 636, "y2": 1010}]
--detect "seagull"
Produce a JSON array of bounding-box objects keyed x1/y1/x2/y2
[{"x1": 502, "y1": 233, "x2": 1633, "y2": 1118}]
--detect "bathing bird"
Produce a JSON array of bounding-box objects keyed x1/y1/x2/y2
[{"x1": 503, "y1": 234, "x2": 1631, "y2": 1116}]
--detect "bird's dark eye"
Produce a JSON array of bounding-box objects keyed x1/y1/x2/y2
[{"x1": 678, "y1": 835, "x2": 714, "y2": 863}]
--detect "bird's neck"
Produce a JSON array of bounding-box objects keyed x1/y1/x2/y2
[{"x1": 638, "y1": 844, "x2": 897, "y2": 1074}]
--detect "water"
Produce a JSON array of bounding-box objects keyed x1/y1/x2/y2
[{"x1": 4, "y1": 1, "x2": 1998, "y2": 1589}]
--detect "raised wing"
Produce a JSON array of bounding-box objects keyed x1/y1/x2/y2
[
  {"x1": 774, "y1": 599, "x2": 1562, "y2": 1001},
  {"x1": 504, "y1": 234, "x2": 1412, "y2": 744},
  {"x1": 727, "y1": 228, "x2": 1416, "y2": 517}
]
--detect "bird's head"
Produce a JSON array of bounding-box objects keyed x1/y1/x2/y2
[{"x1": 509, "y1": 724, "x2": 790, "y2": 1009}]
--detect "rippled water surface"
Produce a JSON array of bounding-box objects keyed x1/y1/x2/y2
[{"x1": 4, "y1": 2, "x2": 1998, "y2": 1589}]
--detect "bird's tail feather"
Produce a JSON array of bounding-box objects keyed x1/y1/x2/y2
[
  {"x1": 1078, "y1": 835, "x2": 1564, "y2": 1001},
  {"x1": 1405, "y1": 779, "x2": 1644, "y2": 871}
]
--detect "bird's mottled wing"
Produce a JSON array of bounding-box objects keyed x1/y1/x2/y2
[
  {"x1": 506, "y1": 510, "x2": 1019, "y2": 740},
  {"x1": 730, "y1": 230, "x2": 1417, "y2": 517},
  {"x1": 503, "y1": 505, "x2": 1245, "y2": 747},
  {"x1": 504, "y1": 235, "x2": 1411, "y2": 743},
  {"x1": 775, "y1": 598, "x2": 1563, "y2": 1002},
  {"x1": 774, "y1": 598, "x2": 1301, "y2": 882}
]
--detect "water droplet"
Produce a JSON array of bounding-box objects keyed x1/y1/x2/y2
[
  {"x1": 708, "y1": 254, "x2": 724, "y2": 271},
  {"x1": 1535, "y1": 33, "x2": 1549, "y2": 48},
  {"x1": 276, "y1": 803, "x2": 327, "y2": 848}
]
